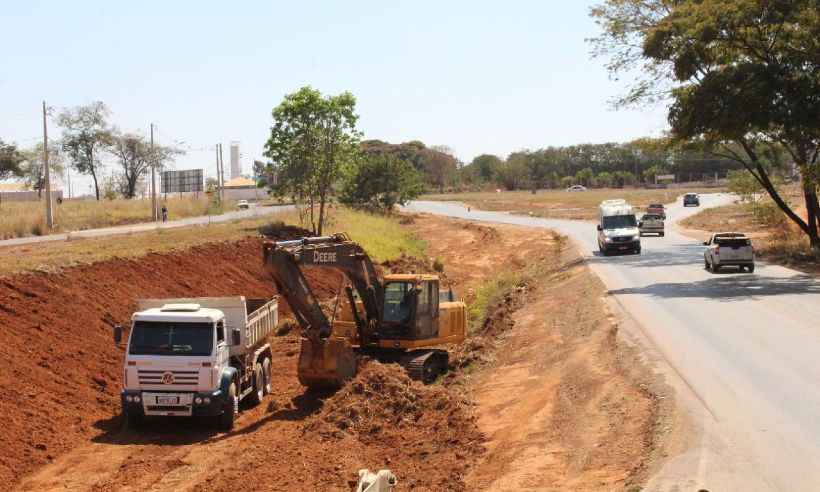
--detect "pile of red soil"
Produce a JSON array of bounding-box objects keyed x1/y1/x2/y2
[
  {"x1": 0, "y1": 227, "x2": 342, "y2": 488},
  {"x1": 304, "y1": 361, "x2": 485, "y2": 490}
]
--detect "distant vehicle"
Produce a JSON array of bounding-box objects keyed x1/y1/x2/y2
[
  {"x1": 647, "y1": 203, "x2": 666, "y2": 219},
  {"x1": 639, "y1": 214, "x2": 665, "y2": 237},
  {"x1": 566, "y1": 185, "x2": 587, "y2": 192},
  {"x1": 597, "y1": 199, "x2": 641, "y2": 255},
  {"x1": 683, "y1": 193, "x2": 700, "y2": 207},
  {"x1": 116, "y1": 297, "x2": 278, "y2": 431},
  {"x1": 237, "y1": 200, "x2": 250, "y2": 210},
  {"x1": 703, "y1": 233, "x2": 755, "y2": 273}
]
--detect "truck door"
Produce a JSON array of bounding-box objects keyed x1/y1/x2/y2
[
  {"x1": 215, "y1": 321, "x2": 229, "y2": 369},
  {"x1": 415, "y1": 281, "x2": 439, "y2": 339}
]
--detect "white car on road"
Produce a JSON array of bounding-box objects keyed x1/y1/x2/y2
[{"x1": 703, "y1": 232, "x2": 755, "y2": 273}]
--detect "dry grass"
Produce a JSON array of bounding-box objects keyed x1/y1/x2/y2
[
  {"x1": 0, "y1": 206, "x2": 424, "y2": 277},
  {"x1": 423, "y1": 187, "x2": 723, "y2": 220},
  {"x1": 0, "y1": 196, "x2": 235, "y2": 240}
]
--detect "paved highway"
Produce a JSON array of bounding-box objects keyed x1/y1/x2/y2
[
  {"x1": 407, "y1": 194, "x2": 820, "y2": 491},
  {"x1": 0, "y1": 204, "x2": 293, "y2": 248}
]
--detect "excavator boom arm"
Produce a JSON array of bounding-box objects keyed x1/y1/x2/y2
[{"x1": 263, "y1": 234, "x2": 384, "y2": 343}]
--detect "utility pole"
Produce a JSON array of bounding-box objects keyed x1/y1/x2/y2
[
  {"x1": 218, "y1": 143, "x2": 225, "y2": 203},
  {"x1": 215, "y1": 144, "x2": 221, "y2": 204},
  {"x1": 42, "y1": 101, "x2": 54, "y2": 229},
  {"x1": 150, "y1": 123, "x2": 157, "y2": 221}
]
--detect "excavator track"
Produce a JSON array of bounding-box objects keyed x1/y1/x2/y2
[{"x1": 404, "y1": 350, "x2": 448, "y2": 384}]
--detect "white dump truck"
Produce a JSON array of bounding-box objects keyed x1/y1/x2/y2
[
  {"x1": 114, "y1": 296, "x2": 278, "y2": 431},
  {"x1": 597, "y1": 199, "x2": 641, "y2": 255}
]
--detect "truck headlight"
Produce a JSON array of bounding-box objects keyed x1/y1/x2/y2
[
  {"x1": 604, "y1": 236, "x2": 613, "y2": 242},
  {"x1": 195, "y1": 397, "x2": 203, "y2": 405},
  {"x1": 203, "y1": 397, "x2": 211, "y2": 404},
  {"x1": 126, "y1": 395, "x2": 133, "y2": 403},
  {"x1": 133, "y1": 395, "x2": 141, "y2": 403}
]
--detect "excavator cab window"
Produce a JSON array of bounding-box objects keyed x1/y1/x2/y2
[{"x1": 383, "y1": 281, "x2": 415, "y2": 325}]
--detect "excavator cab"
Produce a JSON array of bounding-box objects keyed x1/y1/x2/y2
[{"x1": 379, "y1": 275, "x2": 440, "y2": 341}]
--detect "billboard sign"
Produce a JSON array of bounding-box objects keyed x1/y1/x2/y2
[{"x1": 161, "y1": 169, "x2": 204, "y2": 193}]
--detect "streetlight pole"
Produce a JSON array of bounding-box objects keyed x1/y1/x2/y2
[{"x1": 42, "y1": 101, "x2": 54, "y2": 229}]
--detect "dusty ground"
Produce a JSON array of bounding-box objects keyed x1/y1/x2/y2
[
  {"x1": 424, "y1": 188, "x2": 721, "y2": 221},
  {"x1": 7, "y1": 214, "x2": 663, "y2": 491},
  {"x1": 465, "y1": 247, "x2": 661, "y2": 491}
]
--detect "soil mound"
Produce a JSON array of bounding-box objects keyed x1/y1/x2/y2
[
  {"x1": 461, "y1": 222, "x2": 500, "y2": 242},
  {"x1": 305, "y1": 362, "x2": 484, "y2": 490}
]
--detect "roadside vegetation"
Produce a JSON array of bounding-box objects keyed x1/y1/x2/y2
[
  {"x1": 425, "y1": 187, "x2": 718, "y2": 221},
  {"x1": 0, "y1": 206, "x2": 422, "y2": 276},
  {"x1": 0, "y1": 196, "x2": 234, "y2": 239},
  {"x1": 682, "y1": 183, "x2": 820, "y2": 272}
]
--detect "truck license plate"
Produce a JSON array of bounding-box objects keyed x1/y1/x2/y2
[{"x1": 157, "y1": 396, "x2": 179, "y2": 405}]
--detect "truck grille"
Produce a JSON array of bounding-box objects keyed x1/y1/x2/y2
[
  {"x1": 612, "y1": 236, "x2": 632, "y2": 243},
  {"x1": 138, "y1": 370, "x2": 199, "y2": 386}
]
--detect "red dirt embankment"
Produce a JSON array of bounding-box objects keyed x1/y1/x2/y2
[{"x1": 0, "y1": 233, "x2": 339, "y2": 487}]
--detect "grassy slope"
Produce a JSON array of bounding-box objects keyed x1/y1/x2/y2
[
  {"x1": 423, "y1": 188, "x2": 722, "y2": 220},
  {"x1": 0, "y1": 196, "x2": 236, "y2": 239},
  {"x1": 0, "y1": 207, "x2": 424, "y2": 276}
]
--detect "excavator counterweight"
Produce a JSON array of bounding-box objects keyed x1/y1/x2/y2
[{"x1": 263, "y1": 233, "x2": 466, "y2": 389}]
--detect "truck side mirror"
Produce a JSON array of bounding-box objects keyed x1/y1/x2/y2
[
  {"x1": 113, "y1": 325, "x2": 123, "y2": 345},
  {"x1": 596, "y1": 225, "x2": 602, "y2": 231},
  {"x1": 703, "y1": 241, "x2": 709, "y2": 246},
  {"x1": 232, "y1": 328, "x2": 241, "y2": 346}
]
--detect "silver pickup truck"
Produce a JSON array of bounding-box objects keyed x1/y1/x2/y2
[
  {"x1": 639, "y1": 214, "x2": 665, "y2": 237},
  {"x1": 703, "y1": 233, "x2": 755, "y2": 273}
]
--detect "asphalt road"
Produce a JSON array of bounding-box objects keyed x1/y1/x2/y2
[
  {"x1": 0, "y1": 204, "x2": 293, "y2": 248},
  {"x1": 407, "y1": 194, "x2": 820, "y2": 491}
]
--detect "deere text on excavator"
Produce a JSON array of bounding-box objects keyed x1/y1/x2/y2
[{"x1": 263, "y1": 233, "x2": 466, "y2": 388}]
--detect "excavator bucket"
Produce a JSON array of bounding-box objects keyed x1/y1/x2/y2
[{"x1": 297, "y1": 337, "x2": 358, "y2": 389}]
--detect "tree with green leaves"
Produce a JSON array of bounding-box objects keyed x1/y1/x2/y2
[
  {"x1": 340, "y1": 154, "x2": 423, "y2": 212},
  {"x1": 591, "y1": 0, "x2": 820, "y2": 250},
  {"x1": 57, "y1": 102, "x2": 113, "y2": 201},
  {"x1": 470, "y1": 154, "x2": 503, "y2": 182},
  {"x1": 20, "y1": 143, "x2": 65, "y2": 197},
  {"x1": 0, "y1": 139, "x2": 25, "y2": 180},
  {"x1": 264, "y1": 87, "x2": 360, "y2": 235},
  {"x1": 109, "y1": 132, "x2": 182, "y2": 199}
]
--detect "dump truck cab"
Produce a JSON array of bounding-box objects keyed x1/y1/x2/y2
[{"x1": 117, "y1": 297, "x2": 277, "y2": 431}]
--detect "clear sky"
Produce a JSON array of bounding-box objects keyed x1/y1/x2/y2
[{"x1": 1, "y1": 0, "x2": 668, "y2": 195}]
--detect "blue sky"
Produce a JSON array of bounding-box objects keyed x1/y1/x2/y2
[{"x1": 1, "y1": 1, "x2": 668, "y2": 195}]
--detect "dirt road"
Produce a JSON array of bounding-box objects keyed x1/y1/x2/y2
[{"x1": 409, "y1": 194, "x2": 820, "y2": 491}]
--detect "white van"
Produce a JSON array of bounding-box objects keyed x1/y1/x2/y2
[{"x1": 597, "y1": 199, "x2": 641, "y2": 255}]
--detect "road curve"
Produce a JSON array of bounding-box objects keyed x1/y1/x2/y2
[{"x1": 406, "y1": 194, "x2": 820, "y2": 492}]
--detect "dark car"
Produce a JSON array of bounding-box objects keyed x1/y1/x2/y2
[
  {"x1": 683, "y1": 193, "x2": 700, "y2": 207},
  {"x1": 647, "y1": 203, "x2": 666, "y2": 219}
]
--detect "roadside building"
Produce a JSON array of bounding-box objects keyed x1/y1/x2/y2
[{"x1": 222, "y1": 177, "x2": 265, "y2": 201}]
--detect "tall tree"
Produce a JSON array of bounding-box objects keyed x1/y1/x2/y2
[
  {"x1": 109, "y1": 132, "x2": 181, "y2": 199},
  {"x1": 0, "y1": 139, "x2": 25, "y2": 180},
  {"x1": 57, "y1": 102, "x2": 113, "y2": 201},
  {"x1": 470, "y1": 154, "x2": 503, "y2": 182},
  {"x1": 340, "y1": 154, "x2": 423, "y2": 212},
  {"x1": 264, "y1": 86, "x2": 360, "y2": 235},
  {"x1": 592, "y1": 0, "x2": 820, "y2": 250}
]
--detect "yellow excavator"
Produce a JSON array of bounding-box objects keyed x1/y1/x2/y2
[{"x1": 263, "y1": 233, "x2": 466, "y2": 388}]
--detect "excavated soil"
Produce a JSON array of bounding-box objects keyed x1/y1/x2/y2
[{"x1": 7, "y1": 214, "x2": 663, "y2": 491}]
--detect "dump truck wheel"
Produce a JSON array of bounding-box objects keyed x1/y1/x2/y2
[
  {"x1": 247, "y1": 364, "x2": 264, "y2": 407},
  {"x1": 262, "y1": 357, "x2": 272, "y2": 395},
  {"x1": 219, "y1": 383, "x2": 237, "y2": 432}
]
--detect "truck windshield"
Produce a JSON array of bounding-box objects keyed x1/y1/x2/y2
[
  {"x1": 602, "y1": 215, "x2": 637, "y2": 229},
  {"x1": 383, "y1": 282, "x2": 413, "y2": 324},
  {"x1": 129, "y1": 321, "x2": 214, "y2": 356}
]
